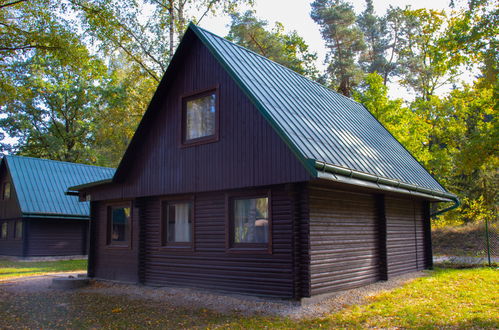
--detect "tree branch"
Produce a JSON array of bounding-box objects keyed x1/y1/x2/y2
[{"x1": 0, "y1": 0, "x2": 28, "y2": 9}]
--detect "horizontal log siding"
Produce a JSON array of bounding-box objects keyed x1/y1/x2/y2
[
  {"x1": 309, "y1": 186, "x2": 380, "y2": 295},
  {"x1": 0, "y1": 219, "x2": 23, "y2": 256},
  {"x1": 92, "y1": 201, "x2": 139, "y2": 283},
  {"x1": 386, "y1": 197, "x2": 427, "y2": 276},
  {"x1": 26, "y1": 219, "x2": 87, "y2": 256},
  {"x1": 141, "y1": 186, "x2": 295, "y2": 298}
]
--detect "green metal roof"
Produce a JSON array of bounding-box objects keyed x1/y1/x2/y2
[
  {"x1": 2, "y1": 155, "x2": 115, "y2": 219},
  {"x1": 189, "y1": 24, "x2": 450, "y2": 195}
]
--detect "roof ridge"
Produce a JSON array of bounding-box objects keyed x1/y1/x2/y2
[
  {"x1": 192, "y1": 23, "x2": 358, "y2": 105},
  {"x1": 6, "y1": 154, "x2": 116, "y2": 170}
]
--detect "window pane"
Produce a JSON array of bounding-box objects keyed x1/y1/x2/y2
[
  {"x1": 2, "y1": 182, "x2": 10, "y2": 200},
  {"x1": 111, "y1": 207, "x2": 130, "y2": 242},
  {"x1": 185, "y1": 93, "x2": 216, "y2": 140},
  {"x1": 163, "y1": 202, "x2": 192, "y2": 243},
  {"x1": 1, "y1": 222, "x2": 7, "y2": 239},
  {"x1": 233, "y1": 197, "x2": 269, "y2": 244},
  {"x1": 15, "y1": 220, "x2": 22, "y2": 239}
]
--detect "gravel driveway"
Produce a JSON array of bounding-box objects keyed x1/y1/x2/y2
[{"x1": 1, "y1": 271, "x2": 427, "y2": 319}]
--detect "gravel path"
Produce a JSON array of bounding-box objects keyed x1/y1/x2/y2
[
  {"x1": 80, "y1": 271, "x2": 427, "y2": 319},
  {"x1": 1, "y1": 271, "x2": 426, "y2": 319}
]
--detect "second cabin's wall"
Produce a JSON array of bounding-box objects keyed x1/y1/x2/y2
[
  {"x1": 26, "y1": 219, "x2": 88, "y2": 256},
  {"x1": 0, "y1": 219, "x2": 23, "y2": 256}
]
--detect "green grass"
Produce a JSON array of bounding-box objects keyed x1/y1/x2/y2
[
  {"x1": 0, "y1": 259, "x2": 87, "y2": 279},
  {"x1": 0, "y1": 267, "x2": 497, "y2": 329}
]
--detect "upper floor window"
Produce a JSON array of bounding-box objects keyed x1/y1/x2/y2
[
  {"x1": 1, "y1": 222, "x2": 7, "y2": 239},
  {"x1": 107, "y1": 205, "x2": 131, "y2": 246},
  {"x1": 161, "y1": 200, "x2": 193, "y2": 247},
  {"x1": 228, "y1": 194, "x2": 271, "y2": 252},
  {"x1": 2, "y1": 182, "x2": 11, "y2": 200},
  {"x1": 182, "y1": 88, "x2": 218, "y2": 146}
]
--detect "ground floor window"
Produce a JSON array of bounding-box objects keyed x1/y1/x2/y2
[
  {"x1": 161, "y1": 201, "x2": 193, "y2": 247},
  {"x1": 228, "y1": 194, "x2": 270, "y2": 251},
  {"x1": 107, "y1": 204, "x2": 131, "y2": 246},
  {"x1": 1, "y1": 222, "x2": 7, "y2": 239},
  {"x1": 14, "y1": 220, "x2": 22, "y2": 240}
]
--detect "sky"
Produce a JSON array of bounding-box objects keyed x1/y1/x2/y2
[
  {"x1": 199, "y1": 0, "x2": 458, "y2": 99},
  {"x1": 200, "y1": 0, "x2": 452, "y2": 67}
]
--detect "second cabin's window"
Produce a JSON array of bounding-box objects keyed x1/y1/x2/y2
[
  {"x1": 1, "y1": 222, "x2": 7, "y2": 239},
  {"x1": 2, "y1": 182, "x2": 10, "y2": 200},
  {"x1": 182, "y1": 89, "x2": 218, "y2": 145},
  {"x1": 14, "y1": 220, "x2": 22, "y2": 240},
  {"x1": 162, "y1": 201, "x2": 193, "y2": 246}
]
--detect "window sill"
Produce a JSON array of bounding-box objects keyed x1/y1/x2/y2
[
  {"x1": 226, "y1": 246, "x2": 272, "y2": 254},
  {"x1": 159, "y1": 245, "x2": 194, "y2": 253},
  {"x1": 181, "y1": 135, "x2": 219, "y2": 148}
]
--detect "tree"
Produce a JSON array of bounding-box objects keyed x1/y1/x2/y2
[
  {"x1": 354, "y1": 73, "x2": 431, "y2": 164},
  {"x1": 396, "y1": 8, "x2": 464, "y2": 100},
  {"x1": 70, "y1": 0, "x2": 254, "y2": 83},
  {"x1": 227, "y1": 10, "x2": 318, "y2": 79},
  {"x1": 0, "y1": 50, "x2": 108, "y2": 163},
  {"x1": 356, "y1": 0, "x2": 391, "y2": 81},
  {"x1": 311, "y1": 0, "x2": 365, "y2": 96}
]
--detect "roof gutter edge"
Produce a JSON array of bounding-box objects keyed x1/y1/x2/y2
[
  {"x1": 313, "y1": 160, "x2": 460, "y2": 216},
  {"x1": 22, "y1": 212, "x2": 89, "y2": 220},
  {"x1": 67, "y1": 178, "x2": 113, "y2": 192}
]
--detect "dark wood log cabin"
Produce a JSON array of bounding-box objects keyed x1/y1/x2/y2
[
  {"x1": 69, "y1": 24, "x2": 458, "y2": 299},
  {"x1": 0, "y1": 155, "x2": 114, "y2": 258}
]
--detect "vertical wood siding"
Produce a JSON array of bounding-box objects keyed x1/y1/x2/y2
[
  {"x1": 138, "y1": 185, "x2": 295, "y2": 298},
  {"x1": 0, "y1": 219, "x2": 23, "y2": 256},
  {"x1": 308, "y1": 185, "x2": 380, "y2": 295},
  {"x1": 87, "y1": 36, "x2": 310, "y2": 202},
  {"x1": 26, "y1": 219, "x2": 87, "y2": 256},
  {"x1": 386, "y1": 197, "x2": 427, "y2": 276},
  {"x1": 92, "y1": 201, "x2": 140, "y2": 283},
  {"x1": 0, "y1": 164, "x2": 22, "y2": 220}
]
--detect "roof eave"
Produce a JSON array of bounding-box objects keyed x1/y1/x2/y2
[
  {"x1": 22, "y1": 212, "x2": 89, "y2": 220},
  {"x1": 313, "y1": 159, "x2": 458, "y2": 203},
  {"x1": 68, "y1": 178, "x2": 113, "y2": 192}
]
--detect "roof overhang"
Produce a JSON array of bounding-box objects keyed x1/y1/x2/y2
[
  {"x1": 67, "y1": 178, "x2": 113, "y2": 192},
  {"x1": 313, "y1": 159, "x2": 459, "y2": 205},
  {"x1": 22, "y1": 212, "x2": 89, "y2": 220}
]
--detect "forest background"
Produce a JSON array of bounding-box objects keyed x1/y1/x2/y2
[{"x1": 0, "y1": 0, "x2": 497, "y2": 225}]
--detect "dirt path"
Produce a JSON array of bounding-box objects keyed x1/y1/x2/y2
[{"x1": 0, "y1": 271, "x2": 427, "y2": 319}]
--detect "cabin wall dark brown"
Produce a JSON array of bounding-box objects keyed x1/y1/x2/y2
[
  {"x1": 92, "y1": 201, "x2": 140, "y2": 283},
  {"x1": 91, "y1": 185, "x2": 298, "y2": 298},
  {"x1": 386, "y1": 197, "x2": 428, "y2": 276},
  {"x1": 308, "y1": 184, "x2": 381, "y2": 295},
  {"x1": 25, "y1": 219, "x2": 88, "y2": 257},
  {"x1": 86, "y1": 36, "x2": 310, "y2": 202}
]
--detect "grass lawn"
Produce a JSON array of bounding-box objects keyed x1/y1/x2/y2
[
  {"x1": 0, "y1": 267, "x2": 497, "y2": 328},
  {"x1": 0, "y1": 259, "x2": 87, "y2": 280}
]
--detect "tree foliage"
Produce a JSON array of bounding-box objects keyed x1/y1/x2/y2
[{"x1": 311, "y1": 0, "x2": 365, "y2": 96}]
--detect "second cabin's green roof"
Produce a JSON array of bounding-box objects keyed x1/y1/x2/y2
[
  {"x1": 3, "y1": 155, "x2": 115, "y2": 219},
  {"x1": 189, "y1": 24, "x2": 449, "y2": 195}
]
